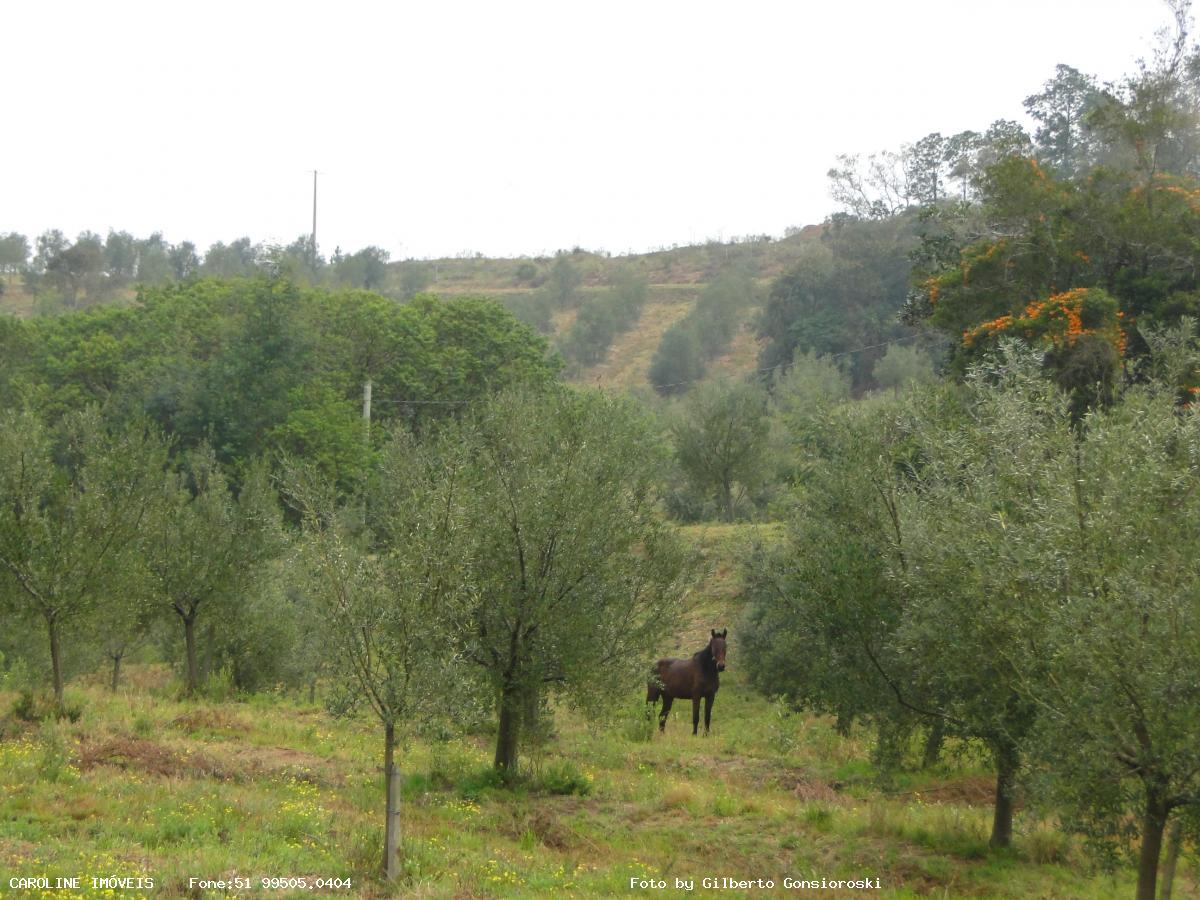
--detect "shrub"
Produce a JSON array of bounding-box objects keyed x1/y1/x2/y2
[
  {"x1": 1025, "y1": 827, "x2": 1070, "y2": 864},
  {"x1": 36, "y1": 721, "x2": 77, "y2": 783},
  {"x1": 532, "y1": 759, "x2": 592, "y2": 796},
  {"x1": 200, "y1": 665, "x2": 237, "y2": 703},
  {"x1": 458, "y1": 765, "x2": 506, "y2": 800},
  {"x1": 622, "y1": 699, "x2": 656, "y2": 743},
  {"x1": 13, "y1": 689, "x2": 81, "y2": 723}
]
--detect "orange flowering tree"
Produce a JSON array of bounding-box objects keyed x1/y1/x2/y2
[
  {"x1": 906, "y1": 152, "x2": 1200, "y2": 412},
  {"x1": 959, "y1": 288, "x2": 1124, "y2": 413},
  {"x1": 962, "y1": 288, "x2": 1124, "y2": 353}
]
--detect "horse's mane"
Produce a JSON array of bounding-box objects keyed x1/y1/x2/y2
[{"x1": 693, "y1": 642, "x2": 716, "y2": 668}]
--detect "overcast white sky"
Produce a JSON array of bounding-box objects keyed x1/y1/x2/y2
[{"x1": 3, "y1": 0, "x2": 1173, "y2": 260}]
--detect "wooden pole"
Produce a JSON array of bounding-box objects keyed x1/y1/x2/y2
[
  {"x1": 384, "y1": 721, "x2": 400, "y2": 880},
  {"x1": 362, "y1": 379, "x2": 373, "y2": 444}
]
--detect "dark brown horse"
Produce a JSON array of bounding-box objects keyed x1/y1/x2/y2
[{"x1": 646, "y1": 629, "x2": 727, "y2": 735}]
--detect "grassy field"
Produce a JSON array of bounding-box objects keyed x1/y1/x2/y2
[{"x1": 0, "y1": 523, "x2": 1181, "y2": 898}]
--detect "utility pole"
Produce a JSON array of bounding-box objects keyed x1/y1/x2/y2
[
  {"x1": 311, "y1": 170, "x2": 318, "y2": 267},
  {"x1": 362, "y1": 379, "x2": 373, "y2": 445}
]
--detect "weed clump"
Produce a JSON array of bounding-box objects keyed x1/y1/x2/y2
[
  {"x1": 13, "y1": 689, "x2": 82, "y2": 723},
  {"x1": 531, "y1": 759, "x2": 592, "y2": 796}
]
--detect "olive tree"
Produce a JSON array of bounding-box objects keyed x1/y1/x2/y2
[
  {"x1": 895, "y1": 351, "x2": 1074, "y2": 848},
  {"x1": 144, "y1": 446, "x2": 282, "y2": 696},
  {"x1": 457, "y1": 388, "x2": 691, "y2": 775},
  {"x1": 743, "y1": 389, "x2": 945, "y2": 774},
  {"x1": 1024, "y1": 381, "x2": 1200, "y2": 900},
  {"x1": 0, "y1": 408, "x2": 166, "y2": 706},
  {"x1": 671, "y1": 380, "x2": 771, "y2": 522},
  {"x1": 746, "y1": 348, "x2": 1068, "y2": 849},
  {"x1": 285, "y1": 426, "x2": 471, "y2": 879}
]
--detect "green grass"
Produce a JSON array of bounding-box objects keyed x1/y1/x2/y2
[{"x1": 0, "y1": 522, "x2": 1185, "y2": 898}]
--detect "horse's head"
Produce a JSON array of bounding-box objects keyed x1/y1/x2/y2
[{"x1": 710, "y1": 628, "x2": 727, "y2": 671}]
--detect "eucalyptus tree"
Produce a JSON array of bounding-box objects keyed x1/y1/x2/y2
[
  {"x1": 0, "y1": 232, "x2": 29, "y2": 285},
  {"x1": 458, "y1": 388, "x2": 691, "y2": 775},
  {"x1": 1023, "y1": 64, "x2": 1102, "y2": 178},
  {"x1": 0, "y1": 408, "x2": 167, "y2": 706},
  {"x1": 285, "y1": 426, "x2": 471, "y2": 880},
  {"x1": 144, "y1": 446, "x2": 283, "y2": 696}
]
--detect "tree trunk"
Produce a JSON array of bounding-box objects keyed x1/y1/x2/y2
[
  {"x1": 203, "y1": 622, "x2": 215, "y2": 680},
  {"x1": 47, "y1": 614, "x2": 64, "y2": 707},
  {"x1": 1136, "y1": 788, "x2": 1170, "y2": 900},
  {"x1": 720, "y1": 478, "x2": 735, "y2": 523},
  {"x1": 494, "y1": 683, "x2": 521, "y2": 776},
  {"x1": 110, "y1": 653, "x2": 122, "y2": 693},
  {"x1": 1159, "y1": 817, "x2": 1182, "y2": 900},
  {"x1": 308, "y1": 677, "x2": 316, "y2": 705},
  {"x1": 522, "y1": 685, "x2": 551, "y2": 750},
  {"x1": 989, "y1": 741, "x2": 1019, "y2": 849},
  {"x1": 921, "y1": 720, "x2": 945, "y2": 769},
  {"x1": 183, "y1": 613, "x2": 199, "y2": 696},
  {"x1": 382, "y1": 721, "x2": 400, "y2": 880}
]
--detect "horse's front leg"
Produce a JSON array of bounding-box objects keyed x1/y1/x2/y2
[
  {"x1": 692, "y1": 697, "x2": 701, "y2": 735},
  {"x1": 704, "y1": 694, "x2": 714, "y2": 734}
]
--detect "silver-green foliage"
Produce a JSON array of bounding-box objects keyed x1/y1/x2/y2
[
  {"x1": 747, "y1": 339, "x2": 1200, "y2": 885},
  {"x1": 457, "y1": 388, "x2": 691, "y2": 772},
  {"x1": 0, "y1": 408, "x2": 167, "y2": 704},
  {"x1": 286, "y1": 426, "x2": 472, "y2": 732}
]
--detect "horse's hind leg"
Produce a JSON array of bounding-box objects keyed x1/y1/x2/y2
[
  {"x1": 659, "y1": 696, "x2": 673, "y2": 732},
  {"x1": 692, "y1": 697, "x2": 701, "y2": 735}
]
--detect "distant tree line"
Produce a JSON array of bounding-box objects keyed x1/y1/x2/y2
[{"x1": 0, "y1": 228, "x2": 396, "y2": 310}]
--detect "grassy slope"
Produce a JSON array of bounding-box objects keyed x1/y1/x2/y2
[{"x1": 0, "y1": 524, "x2": 1173, "y2": 898}]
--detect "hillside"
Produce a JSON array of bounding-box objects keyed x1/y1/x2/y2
[
  {"x1": 0, "y1": 231, "x2": 823, "y2": 395},
  {"x1": 395, "y1": 231, "x2": 825, "y2": 393}
]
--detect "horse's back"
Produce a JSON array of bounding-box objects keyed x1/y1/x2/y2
[{"x1": 655, "y1": 656, "x2": 704, "y2": 698}]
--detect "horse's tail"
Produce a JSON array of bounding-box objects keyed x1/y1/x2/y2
[
  {"x1": 646, "y1": 665, "x2": 665, "y2": 703},
  {"x1": 646, "y1": 680, "x2": 661, "y2": 703}
]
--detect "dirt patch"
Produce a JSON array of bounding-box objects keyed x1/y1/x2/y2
[
  {"x1": 529, "y1": 808, "x2": 577, "y2": 850},
  {"x1": 0, "y1": 838, "x2": 40, "y2": 863},
  {"x1": 169, "y1": 707, "x2": 249, "y2": 734},
  {"x1": 790, "y1": 773, "x2": 843, "y2": 803},
  {"x1": 77, "y1": 738, "x2": 227, "y2": 779},
  {"x1": 894, "y1": 776, "x2": 997, "y2": 807},
  {"x1": 221, "y1": 745, "x2": 341, "y2": 785}
]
